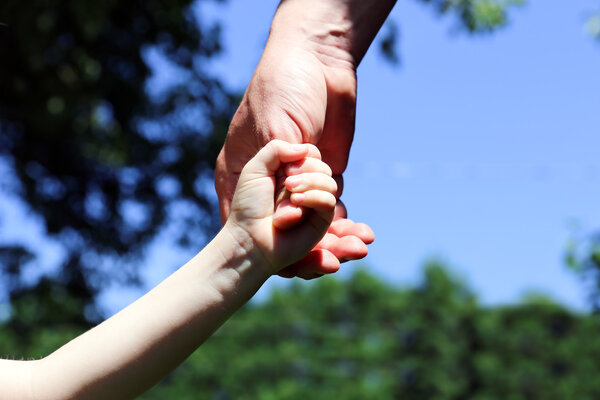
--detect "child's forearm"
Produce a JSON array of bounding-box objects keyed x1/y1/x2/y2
[
  {"x1": 0, "y1": 140, "x2": 337, "y2": 399},
  {"x1": 26, "y1": 226, "x2": 267, "y2": 400}
]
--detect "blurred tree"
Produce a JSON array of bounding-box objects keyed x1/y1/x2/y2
[
  {"x1": 0, "y1": 0, "x2": 528, "y2": 337},
  {"x1": 587, "y1": 11, "x2": 600, "y2": 40},
  {"x1": 379, "y1": 0, "x2": 525, "y2": 63},
  {"x1": 3, "y1": 3, "x2": 600, "y2": 397},
  {"x1": 130, "y1": 265, "x2": 600, "y2": 399},
  {"x1": 419, "y1": 0, "x2": 525, "y2": 32},
  {"x1": 474, "y1": 300, "x2": 600, "y2": 399},
  {"x1": 566, "y1": 230, "x2": 600, "y2": 312},
  {"x1": 0, "y1": 0, "x2": 236, "y2": 331},
  {"x1": 2, "y1": 262, "x2": 599, "y2": 398}
]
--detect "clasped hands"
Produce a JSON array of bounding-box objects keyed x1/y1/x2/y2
[{"x1": 215, "y1": 22, "x2": 374, "y2": 279}]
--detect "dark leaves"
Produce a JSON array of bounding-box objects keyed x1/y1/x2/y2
[{"x1": 0, "y1": 0, "x2": 236, "y2": 322}]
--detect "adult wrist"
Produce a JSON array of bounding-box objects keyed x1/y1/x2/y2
[
  {"x1": 271, "y1": 0, "x2": 397, "y2": 66},
  {"x1": 271, "y1": 0, "x2": 355, "y2": 68}
]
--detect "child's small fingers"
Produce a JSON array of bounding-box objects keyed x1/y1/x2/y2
[
  {"x1": 304, "y1": 143, "x2": 322, "y2": 160},
  {"x1": 285, "y1": 157, "x2": 332, "y2": 177},
  {"x1": 285, "y1": 173, "x2": 337, "y2": 194},
  {"x1": 246, "y1": 140, "x2": 311, "y2": 176},
  {"x1": 290, "y1": 190, "x2": 337, "y2": 211},
  {"x1": 272, "y1": 199, "x2": 304, "y2": 229}
]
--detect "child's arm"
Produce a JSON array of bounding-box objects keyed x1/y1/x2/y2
[{"x1": 0, "y1": 140, "x2": 337, "y2": 400}]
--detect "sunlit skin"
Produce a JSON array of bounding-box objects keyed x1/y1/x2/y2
[
  {"x1": 0, "y1": 141, "x2": 341, "y2": 400},
  {"x1": 216, "y1": 0, "x2": 397, "y2": 278},
  {"x1": 0, "y1": 1, "x2": 400, "y2": 397}
]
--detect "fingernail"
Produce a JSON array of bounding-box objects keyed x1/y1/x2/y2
[
  {"x1": 291, "y1": 193, "x2": 305, "y2": 204},
  {"x1": 291, "y1": 144, "x2": 305, "y2": 152},
  {"x1": 286, "y1": 161, "x2": 302, "y2": 174},
  {"x1": 286, "y1": 176, "x2": 301, "y2": 188}
]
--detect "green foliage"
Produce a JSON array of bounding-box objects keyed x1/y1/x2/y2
[
  {"x1": 140, "y1": 266, "x2": 599, "y2": 398},
  {"x1": 3, "y1": 7, "x2": 599, "y2": 398},
  {"x1": 587, "y1": 12, "x2": 600, "y2": 40},
  {"x1": 565, "y1": 231, "x2": 600, "y2": 312},
  {"x1": 474, "y1": 303, "x2": 600, "y2": 399},
  {"x1": 2, "y1": 264, "x2": 599, "y2": 397},
  {"x1": 0, "y1": 277, "x2": 87, "y2": 359},
  {"x1": 443, "y1": 0, "x2": 526, "y2": 32},
  {"x1": 29, "y1": 264, "x2": 585, "y2": 399},
  {"x1": 420, "y1": 0, "x2": 525, "y2": 32},
  {"x1": 379, "y1": 20, "x2": 401, "y2": 65},
  {"x1": 379, "y1": 0, "x2": 525, "y2": 63},
  {"x1": 0, "y1": 0, "x2": 236, "y2": 328}
]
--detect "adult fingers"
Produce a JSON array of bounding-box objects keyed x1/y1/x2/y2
[
  {"x1": 215, "y1": 153, "x2": 236, "y2": 225},
  {"x1": 319, "y1": 67, "x2": 357, "y2": 176},
  {"x1": 277, "y1": 249, "x2": 341, "y2": 279},
  {"x1": 328, "y1": 218, "x2": 375, "y2": 245},
  {"x1": 315, "y1": 232, "x2": 369, "y2": 262},
  {"x1": 333, "y1": 199, "x2": 348, "y2": 220},
  {"x1": 333, "y1": 174, "x2": 344, "y2": 199}
]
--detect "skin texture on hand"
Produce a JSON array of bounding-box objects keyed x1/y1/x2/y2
[
  {"x1": 0, "y1": 142, "x2": 340, "y2": 400},
  {"x1": 215, "y1": 37, "x2": 356, "y2": 217},
  {"x1": 215, "y1": 0, "x2": 397, "y2": 278},
  {"x1": 215, "y1": 42, "x2": 371, "y2": 278},
  {"x1": 226, "y1": 140, "x2": 338, "y2": 274},
  {"x1": 215, "y1": 41, "x2": 368, "y2": 277}
]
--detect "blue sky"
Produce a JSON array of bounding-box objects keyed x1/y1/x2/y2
[
  {"x1": 2, "y1": 0, "x2": 599, "y2": 315},
  {"x1": 195, "y1": 0, "x2": 600, "y2": 310},
  {"x1": 348, "y1": 0, "x2": 600, "y2": 309}
]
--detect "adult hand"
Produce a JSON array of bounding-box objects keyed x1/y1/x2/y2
[
  {"x1": 216, "y1": 0, "x2": 395, "y2": 278},
  {"x1": 215, "y1": 33, "x2": 371, "y2": 278}
]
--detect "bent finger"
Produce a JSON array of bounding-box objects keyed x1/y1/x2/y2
[
  {"x1": 333, "y1": 200, "x2": 348, "y2": 220},
  {"x1": 328, "y1": 218, "x2": 375, "y2": 244},
  {"x1": 285, "y1": 157, "x2": 332, "y2": 177},
  {"x1": 333, "y1": 174, "x2": 344, "y2": 198},
  {"x1": 290, "y1": 190, "x2": 337, "y2": 211},
  {"x1": 245, "y1": 140, "x2": 310, "y2": 176},
  {"x1": 278, "y1": 249, "x2": 341, "y2": 279},
  {"x1": 285, "y1": 173, "x2": 337, "y2": 195},
  {"x1": 273, "y1": 199, "x2": 305, "y2": 229},
  {"x1": 316, "y1": 233, "x2": 369, "y2": 262},
  {"x1": 303, "y1": 143, "x2": 322, "y2": 160}
]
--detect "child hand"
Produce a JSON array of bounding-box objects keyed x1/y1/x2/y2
[{"x1": 224, "y1": 140, "x2": 337, "y2": 275}]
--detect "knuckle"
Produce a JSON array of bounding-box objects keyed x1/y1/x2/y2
[
  {"x1": 326, "y1": 193, "x2": 337, "y2": 208},
  {"x1": 265, "y1": 140, "x2": 279, "y2": 151},
  {"x1": 315, "y1": 159, "x2": 332, "y2": 175},
  {"x1": 306, "y1": 144, "x2": 321, "y2": 158},
  {"x1": 329, "y1": 177, "x2": 338, "y2": 193}
]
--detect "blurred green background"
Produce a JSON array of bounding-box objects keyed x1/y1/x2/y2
[{"x1": 1, "y1": 0, "x2": 600, "y2": 398}]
